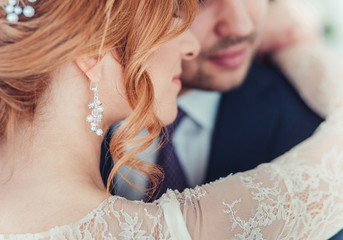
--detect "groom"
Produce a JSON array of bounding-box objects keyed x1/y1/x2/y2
[
  {"x1": 163, "y1": 1, "x2": 341, "y2": 238},
  {"x1": 101, "y1": 0, "x2": 342, "y2": 238},
  {"x1": 103, "y1": 0, "x2": 323, "y2": 197},
  {"x1": 183, "y1": 3, "x2": 342, "y2": 239},
  {"x1": 177, "y1": 0, "x2": 323, "y2": 186}
]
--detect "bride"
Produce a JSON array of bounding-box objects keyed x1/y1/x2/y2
[{"x1": 0, "y1": 0, "x2": 342, "y2": 239}]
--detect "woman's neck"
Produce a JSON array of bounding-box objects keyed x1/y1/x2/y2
[
  {"x1": 0, "y1": 72, "x2": 108, "y2": 192},
  {"x1": 0, "y1": 63, "x2": 114, "y2": 234},
  {"x1": 0, "y1": 116, "x2": 110, "y2": 234}
]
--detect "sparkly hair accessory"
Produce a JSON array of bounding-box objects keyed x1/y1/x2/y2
[{"x1": 1, "y1": 0, "x2": 37, "y2": 22}]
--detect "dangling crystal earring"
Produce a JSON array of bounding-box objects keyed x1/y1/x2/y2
[{"x1": 86, "y1": 82, "x2": 104, "y2": 136}]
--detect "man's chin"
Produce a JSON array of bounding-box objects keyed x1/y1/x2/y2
[
  {"x1": 181, "y1": 56, "x2": 252, "y2": 92},
  {"x1": 209, "y1": 76, "x2": 245, "y2": 92},
  {"x1": 205, "y1": 61, "x2": 250, "y2": 92},
  {"x1": 181, "y1": 75, "x2": 245, "y2": 92}
]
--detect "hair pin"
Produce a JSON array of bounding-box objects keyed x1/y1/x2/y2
[{"x1": 1, "y1": 0, "x2": 37, "y2": 22}]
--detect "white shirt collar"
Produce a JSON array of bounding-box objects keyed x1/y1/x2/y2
[{"x1": 177, "y1": 89, "x2": 221, "y2": 130}]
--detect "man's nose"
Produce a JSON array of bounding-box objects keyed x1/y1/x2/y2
[{"x1": 214, "y1": 0, "x2": 254, "y2": 38}]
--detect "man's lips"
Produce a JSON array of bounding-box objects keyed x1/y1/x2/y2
[{"x1": 208, "y1": 46, "x2": 247, "y2": 70}]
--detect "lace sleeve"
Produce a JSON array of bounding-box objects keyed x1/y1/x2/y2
[
  {"x1": 159, "y1": 132, "x2": 343, "y2": 239},
  {"x1": 154, "y1": 44, "x2": 343, "y2": 240}
]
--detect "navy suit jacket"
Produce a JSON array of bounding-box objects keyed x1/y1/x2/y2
[{"x1": 206, "y1": 60, "x2": 323, "y2": 182}]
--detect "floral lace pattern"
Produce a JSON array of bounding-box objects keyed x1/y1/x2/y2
[
  {"x1": 0, "y1": 197, "x2": 171, "y2": 240},
  {"x1": 220, "y1": 147, "x2": 343, "y2": 240}
]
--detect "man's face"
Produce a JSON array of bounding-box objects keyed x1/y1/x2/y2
[{"x1": 181, "y1": 0, "x2": 269, "y2": 92}]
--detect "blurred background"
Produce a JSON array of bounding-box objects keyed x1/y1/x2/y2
[
  {"x1": 310, "y1": 0, "x2": 343, "y2": 54},
  {"x1": 263, "y1": 0, "x2": 343, "y2": 55}
]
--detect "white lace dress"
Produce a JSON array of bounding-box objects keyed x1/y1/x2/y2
[{"x1": 1, "y1": 45, "x2": 343, "y2": 240}]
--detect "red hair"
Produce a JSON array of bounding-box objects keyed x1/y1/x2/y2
[{"x1": 0, "y1": 0, "x2": 198, "y2": 195}]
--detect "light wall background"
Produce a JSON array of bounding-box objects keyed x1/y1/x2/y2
[{"x1": 313, "y1": 0, "x2": 343, "y2": 54}]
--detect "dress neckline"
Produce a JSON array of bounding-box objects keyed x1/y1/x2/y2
[{"x1": 0, "y1": 195, "x2": 120, "y2": 238}]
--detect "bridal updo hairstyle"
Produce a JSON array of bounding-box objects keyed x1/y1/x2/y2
[{"x1": 0, "y1": 0, "x2": 197, "y2": 194}]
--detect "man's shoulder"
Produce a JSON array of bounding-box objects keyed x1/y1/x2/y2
[{"x1": 222, "y1": 59, "x2": 300, "y2": 103}]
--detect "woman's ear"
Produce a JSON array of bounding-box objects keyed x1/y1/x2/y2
[{"x1": 74, "y1": 56, "x2": 103, "y2": 83}]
